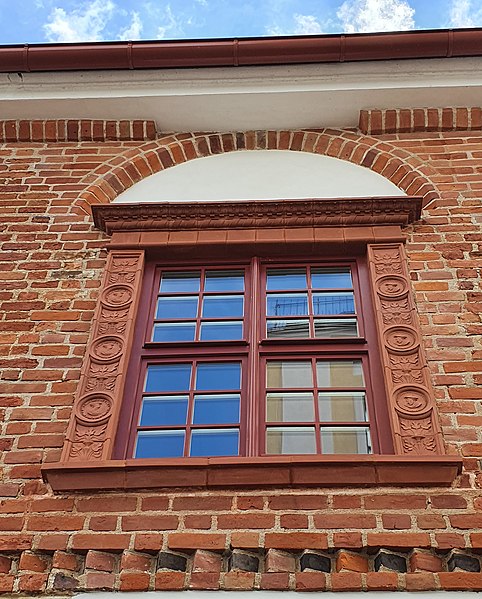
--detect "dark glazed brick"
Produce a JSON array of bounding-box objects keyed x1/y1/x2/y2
[
  {"x1": 229, "y1": 551, "x2": 259, "y2": 572},
  {"x1": 374, "y1": 550, "x2": 407, "y2": 573},
  {"x1": 300, "y1": 552, "x2": 331, "y2": 573},
  {"x1": 53, "y1": 573, "x2": 78, "y2": 591},
  {"x1": 157, "y1": 552, "x2": 187, "y2": 572},
  {"x1": 448, "y1": 552, "x2": 480, "y2": 573}
]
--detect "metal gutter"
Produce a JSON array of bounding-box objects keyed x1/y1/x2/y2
[{"x1": 0, "y1": 28, "x2": 482, "y2": 73}]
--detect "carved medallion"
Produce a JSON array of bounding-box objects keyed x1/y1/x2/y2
[
  {"x1": 394, "y1": 386, "x2": 430, "y2": 415},
  {"x1": 384, "y1": 326, "x2": 419, "y2": 353},
  {"x1": 76, "y1": 394, "x2": 113, "y2": 424},
  {"x1": 91, "y1": 336, "x2": 123, "y2": 362},
  {"x1": 102, "y1": 285, "x2": 133, "y2": 309},
  {"x1": 376, "y1": 275, "x2": 409, "y2": 299}
]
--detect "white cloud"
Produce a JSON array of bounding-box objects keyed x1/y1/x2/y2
[
  {"x1": 44, "y1": 0, "x2": 116, "y2": 42},
  {"x1": 267, "y1": 13, "x2": 326, "y2": 35},
  {"x1": 337, "y1": 0, "x2": 415, "y2": 33},
  {"x1": 118, "y1": 11, "x2": 143, "y2": 40},
  {"x1": 156, "y1": 4, "x2": 188, "y2": 38},
  {"x1": 449, "y1": 0, "x2": 482, "y2": 27}
]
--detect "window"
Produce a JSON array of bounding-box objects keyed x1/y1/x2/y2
[{"x1": 120, "y1": 258, "x2": 389, "y2": 459}]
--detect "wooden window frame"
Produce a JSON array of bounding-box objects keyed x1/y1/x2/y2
[{"x1": 42, "y1": 197, "x2": 462, "y2": 491}]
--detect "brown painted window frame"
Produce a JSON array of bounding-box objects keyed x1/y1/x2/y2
[
  {"x1": 116, "y1": 256, "x2": 392, "y2": 460},
  {"x1": 42, "y1": 197, "x2": 462, "y2": 491}
]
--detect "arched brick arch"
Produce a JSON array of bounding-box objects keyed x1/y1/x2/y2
[{"x1": 75, "y1": 129, "x2": 439, "y2": 215}]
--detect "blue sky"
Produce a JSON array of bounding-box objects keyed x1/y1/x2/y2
[{"x1": 1, "y1": 0, "x2": 481, "y2": 44}]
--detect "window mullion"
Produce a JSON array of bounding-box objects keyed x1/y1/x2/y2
[{"x1": 246, "y1": 256, "x2": 261, "y2": 457}]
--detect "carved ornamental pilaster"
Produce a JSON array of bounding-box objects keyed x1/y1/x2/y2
[
  {"x1": 367, "y1": 243, "x2": 444, "y2": 455},
  {"x1": 61, "y1": 250, "x2": 145, "y2": 462}
]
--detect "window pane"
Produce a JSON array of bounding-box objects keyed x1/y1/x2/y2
[
  {"x1": 205, "y1": 270, "x2": 244, "y2": 292},
  {"x1": 312, "y1": 267, "x2": 352, "y2": 289},
  {"x1": 267, "y1": 319, "x2": 310, "y2": 339},
  {"x1": 267, "y1": 268, "x2": 307, "y2": 290},
  {"x1": 135, "y1": 430, "x2": 185, "y2": 458},
  {"x1": 320, "y1": 427, "x2": 371, "y2": 454},
  {"x1": 145, "y1": 364, "x2": 191, "y2": 393},
  {"x1": 200, "y1": 321, "x2": 243, "y2": 341},
  {"x1": 190, "y1": 429, "x2": 239, "y2": 456},
  {"x1": 202, "y1": 296, "x2": 244, "y2": 318},
  {"x1": 316, "y1": 360, "x2": 364, "y2": 388},
  {"x1": 193, "y1": 394, "x2": 240, "y2": 424},
  {"x1": 156, "y1": 296, "x2": 198, "y2": 319},
  {"x1": 266, "y1": 392, "x2": 314, "y2": 422},
  {"x1": 160, "y1": 271, "x2": 200, "y2": 293},
  {"x1": 152, "y1": 322, "x2": 196, "y2": 342},
  {"x1": 139, "y1": 396, "x2": 188, "y2": 426},
  {"x1": 196, "y1": 362, "x2": 241, "y2": 391},
  {"x1": 313, "y1": 292, "x2": 355, "y2": 315},
  {"x1": 267, "y1": 293, "x2": 308, "y2": 316},
  {"x1": 266, "y1": 427, "x2": 316, "y2": 454},
  {"x1": 314, "y1": 319, "x2": 358, "y2": 338},
  {"x1": 318, "y1": 392, "x2": 367, "y2": 422},
  {"x1": 267, "y1": 361, "x2": 313, "y2": 388}
]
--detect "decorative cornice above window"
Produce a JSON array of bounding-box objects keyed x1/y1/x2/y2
[{"x1": 92, "y1": 197, "x2": 422, "y2": 235}]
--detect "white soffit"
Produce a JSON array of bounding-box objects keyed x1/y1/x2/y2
[
  {"x1": 1, "y1": 56, "x2": 482, "y2": 130},
  {"x1": 113, "y1": 151, "x2": 405, "y2": 203}
]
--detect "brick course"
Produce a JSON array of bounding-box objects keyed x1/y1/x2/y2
[{"x1": 0, "y1": 118, "x2": 481, "y2": 593}]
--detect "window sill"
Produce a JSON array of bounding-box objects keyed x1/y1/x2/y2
[{"x1": 42, "y1": 455, "x2": 462, "y2": 492}]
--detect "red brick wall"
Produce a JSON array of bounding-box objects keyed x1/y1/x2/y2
[{"x1": 0, "y1": 119, "x2": 481, "y2": 594}]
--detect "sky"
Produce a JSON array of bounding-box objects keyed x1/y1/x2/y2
[{"x1": 0, "y1": 0, "x2": 482, "y2": 44}]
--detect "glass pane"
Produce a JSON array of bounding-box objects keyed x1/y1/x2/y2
[
  {"x1": 316, "y1": 360, "x2": 364, "y2": 388},
  {"x1": 266, "y1": 392, "x2": 314, "y2": 422},
  {"x1": 320, "y1": 427, "x2": 371, "y2": 454},
  {"x1": 135, "y1": 430, "x2": 185, "y2": 458},
  {"x1": 156, "y1": 296, "x2": 198, "y2": 319},
  {"x1": 196, "y1": 362, "x2": 241, "y2": 391},
  {"x1": 205, "y1": 270, "x2": 244, "y2": 292},
  {"x1": 190, "y1": 429, "x2": 239, "y2": 456},
  {"x1": 202, "y1": 295, "x2": 244, "y2": 318},
  {"x1": 193, "y1": 394, "x2": 240, "y2": 424},
  {"x1": 313, "y1": 292, "x2": 355, "y2": 315},
  {"x1": 152, "y1": 322, "x2": 196, "y2": 342},
  {"x1": 160, "y1": 271, "x2": 200, "y2": 293},
  {"x1": 267, "y1": 319, "x2": 310, "y2": 339},
  {"x1": 200, "y1": 321, "x2": 243, "y2": 341},
  {"x1": 267, "y1": 293, "x2": 308, "y2": 316},
  {"x1": 314, "y1": 319, "x2": 358, "y2": 338},
  {"x1": 266, "y1": 427, "x2": 316, "y2": 454},
  {"x1": 267, "y1": 268, "x2": 307, "y2": 290},
  {"x1": 145, "y1": 363, "x2": 191, "y2": 393},
  {"x1": 266, "y1": 361, "x2": 313, "y2": 388},
  {"x1": 312, "y1": 267, "x2": 352, "y2": 289},
  {"x1": 139, "y1": 396, "x2": 188, "y2": 426},
  {"x1": 318, "y1": 392, "x2": 367, "y2": 422}
]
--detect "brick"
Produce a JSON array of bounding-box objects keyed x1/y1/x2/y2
[
  {"x1": 72, "y1": 534, "x2": 130, "y2": 552},
  {"x1": 331, "y1": 572, "x2": 363, "y2": 591},
  {"x1": 168, "y1": 533, "x2": 226, "y2": 551},
  {"x1": 224, "y1": 571, "x2": 256, "y2": 590},
  {"x1": 121, "y1": 551, "x2": 152, "y2": 571},
  {"x1": 448, "y1": 552, "x2": 480, "y2": 572},
  {"x1": 295, "y1": 571, "x2": 326, "y2": 591},
  {"x1": 52, "y1": 572, "x2": 78, "y2": 591},
  {"x1": 405, "y1": 572, "x2": 437, "y2": 591},
  {"x1": 366, "y1": 572, "x2": 398, "y2": 590},
  {"x1": 155, "y1": 571, "x2": 185, "y2": 590},
  {"x1": 19, "y1": 552, "x2": 48, "y2": 572},
  {"x1": 266, "y1": 549, "x2": 296, "y2": 573},
  {"x1": 193, "y1": 549, "x2": 223, "y2": 572},
  {"x1": 18, "y1": 573, "x2": 48, "y2": 592},
  {"x1": 189, "y1": 572, "x2": 220, "y2": 590},
  {"x1": 157, "y1": 551, "x2": 187, "y2": 571},
  {"x1": 336, "y1": 550, "x2": 369, "y2": 573},
  {"x1": 265, "y1": 533, "x2": 328, "y2": 550},
  {"x1": 228, "y1": 550, "x2": 259, "y2": 572},
  {"x1": 230, "y1": 532, "x2": 260, "y2": 550},
  {"x1": 52, "y1": 551, "x2": 78, "y2": 571},
  {"x1": 85, "y1": 551, "x2": 116, "y2": 572},
  {"x1": 260, "y1": 573, "x2": 290, "y2": 590},
  {"x1": 410, "y1": 551, "x2": 443, "y2": 573},
  {"x1": 438, "y1": 572, "x2": 482, "y2": 590},
  {"x1": 374, "y1": 550, "x2": 407, "y2": 573},
  {"x1": 300, "y1": 551, "x2": 331, "y2": 573},
  {"x1": 85, "y1": 571, "x2": 115, "y2": 590},
  {"x1": 120, "y1": 572, "x2": 150, "y2": 591}
]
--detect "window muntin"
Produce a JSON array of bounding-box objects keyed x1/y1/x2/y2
[
  {"x1": 126, "y1": 258, "x2": 383, "y2": 460},
  {"x1": 152, "y1": 268, "x2": 245, "y2": 342},
  {"x1": 264, "y1": 358, "x2": 370, "y2": 455},
  {"x1": 265, "y1": 266, "x2": 358, "y2": 339},
  {"x1": 135, "y1": 360, "x2": 242, "y2": 458}
]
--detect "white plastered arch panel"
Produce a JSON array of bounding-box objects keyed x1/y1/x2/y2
[{"x1": 113, "y1": 150, "x2": 405, "y2": 203}]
